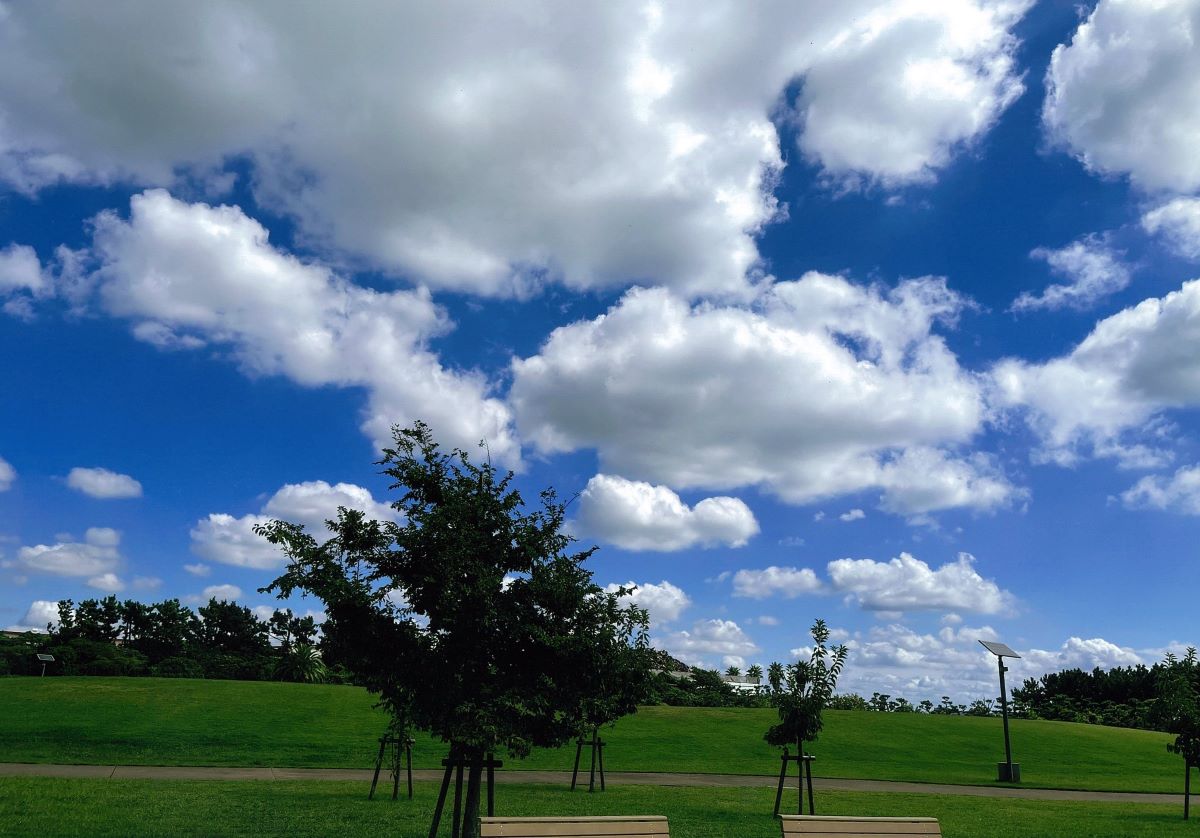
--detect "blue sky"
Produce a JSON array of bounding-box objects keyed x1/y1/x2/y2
[{"x1": 3, "y1": 0, "x2": 1200, "y2": 699}]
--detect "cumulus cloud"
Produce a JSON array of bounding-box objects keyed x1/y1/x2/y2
[
  {"x1": 660, "y1": 618, "x2": 760, "y2": 669},
  {"x1": 66, "y1": 467, "x2": 143, "y2": 499},
  {"x1": 514, "y1": 274, "x2": 1017, "y2": 514},
  {"x1": 1143, "y1": 198, "x2": 1200, "y2": 261},
  {"x1": 16, "y1": 527, "x2": 122, "y2": 577},
  {"x1": 0, "y1": 456, "x2": 14, "y2": 491},
  {"x1": 1043, "y1": 0, "x2": 1200, "y2": 193},
  {"x1": 0, "y1": 243, "x2": 45, "y2": 294},
  {"x1": 11, "y1": 600, "x2": 60, "y2": 633},
  {"x1": 0, "y1": 3, "x2": 1029, "y2": 298},
  {"x1": 1012, "y1": 236, "x2": 1131, "y2": 312},
  {"x1": 603, "y1": 580, "x2": 691, "y2": 626},
  {"x1": 75, "y1": 190, "x2": 516, "y2": 459},
  {"x1": 578, "y1": 474, "x2": 758, "y2": 551},
  {"x1": 1121, "y1": 464, "x2": 1200, "y2": 514},
  {"x1": 993, "y1": 279, "x2": 1200, "y2": 465},
  {"x1": 732, "y1": 566, "x2": 823, "y2": 599},
  {"x1": 191, "y1": 480, "x2": 397, "y2": 569},
  {"x1": 827, "y1": 552, "x2": 1014, "y2": 614},
  {"x1": 86, "y1": 572, "x2": 125, "y2": 593},
  {"x1": 839, "y1": 509, "x2": 866, "y2": 522},
  {"x1": 183, "y1": 563, "x2": 211, "y2": 577},
  {"x1": 189, "y1": 584, "x2": 242, "y2": 604}
]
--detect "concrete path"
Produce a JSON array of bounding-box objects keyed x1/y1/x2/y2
[{"x1": 0, "y1": 763, "x2": 1189, "y2": 806}]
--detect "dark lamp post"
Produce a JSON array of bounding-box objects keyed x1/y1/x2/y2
[{"x1": 979, "y1": 639, "x2": 1021, "y2": 783}]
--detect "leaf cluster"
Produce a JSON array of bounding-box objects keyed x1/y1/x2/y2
[{"x1": 763, "y1": 619, "x2": 848, "y2": 748}]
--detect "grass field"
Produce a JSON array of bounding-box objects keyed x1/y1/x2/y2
[
  {"x1": 0, "y1": 677, "x2": 1183, "y2": 793},
  {"x1": 1, "y1": 778, "x2": 1197, "y2": 838}
]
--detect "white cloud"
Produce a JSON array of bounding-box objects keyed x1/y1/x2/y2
[
  {"x1": 835, "y1": 622, "x2": 1156, "y2": 701},
  {"x1": 1143, "y1": 198, "x2": 1200, "y2": 261},
  {"x1": 1012, "y1": 236, "x2": 1131, "y2": 312},
  {"x1": 603, "y1": 580, "x2": 691, "y2": 626},
  {"x1": 191, "y1": 480, "x2": 397, "y2": 569},
  {"x1": 0, "y1": 243, "x2": 45, "y2": 293},
  {"x1": 77, "y1": 190, "x2": 517, "y2": 459},
  {"x1": 183, "y1": 563, "x2": 211, "y2": 577},
  {"x1": 660, "y1": 618, "x2": 760, "y2": 669},
  {"x1": 66, "y1": 467, "x2": 143, "y2": 499},
  {"x1": 513, "y1": 275, "x2": 1017, "y2": 514},
  {"x1": 17, "y1": 527, "x2": 121, "y2": 577},
  {"x1": 757, "y1": 616, "x2": 780, "y2": 626},
  {"x1": 0, "y1": 3, "x2": 1029, "y2": 298},
  {"x1": 1043, "y1": 0, "x2": 1200, "y2": 193},
  {"x1": 578, "y1": 474, "x2": 758, "y2": 551},
  {"x1": 0, "y1": 456, "x2": 14, "y2": 491},
  {"x1": 86, "y1": 572, "x2": 125, "y2": 593},
  {"x1": 993, "y1": 279, "x2": 1200, "y2": 465},
  {"x1": 839, "y1": 508, "x2": 866, "y2": 522},
  {"x1": 827, "y1": 552, "x2": 1014, "y2": 614},
  {"x1": 732, "y1": 566, "x2": 823, "y2": 599},
  {"x1": 132, "y1": 575, "x2": 162, "y2": 591},
  {"x1": 191, "y1": 584, "x2": 242, "y2": 603},
  {"x1": 13, "y1": 600, "x2": 61, "y2": 633},
  {"x1": 1121, "y1": 464, "x2": 1200, "y2": 514}
]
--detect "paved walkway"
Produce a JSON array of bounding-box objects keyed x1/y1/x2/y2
[{"x1": 0, "y1": 763, "x2": 1188, "y2": 805}]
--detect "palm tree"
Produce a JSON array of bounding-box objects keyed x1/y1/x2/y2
[
  {"x1": 725, "y1": 665, "x2": 741, "y2": 678},
  {"x1": 747, "y1": 664, "x2": 763, "y2": 684}
]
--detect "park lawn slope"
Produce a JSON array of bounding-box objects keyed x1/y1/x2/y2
[
  {"x1": 1, "y1": 778, "x2": 1196, "y2": 838},
  {"x1": 0, "y1": 677, "x2": 1182, "y2": 793}
]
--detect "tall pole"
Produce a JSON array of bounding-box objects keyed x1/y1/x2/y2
[{"x1": 998, "y1": 657, "x2": 1013, "y2": 773}]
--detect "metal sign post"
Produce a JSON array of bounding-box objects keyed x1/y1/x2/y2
[{"x1": 979, "y1": 640, "x2": 1021, "y2": 783}]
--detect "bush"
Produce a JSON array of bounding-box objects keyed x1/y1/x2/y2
[{"x1": 151, "y1": 655, "x2": 205, "y2": 679}]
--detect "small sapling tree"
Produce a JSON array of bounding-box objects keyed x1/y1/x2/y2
[
  {"x1": 1153, "y1": 648, "x2": 1200, "y2": 819},
  {"x1": 257, "y1": 422, "x2": 651, "y2": 838},
  {"x1": 765, "y1": 619, "x2": 848, "y2": 754}
]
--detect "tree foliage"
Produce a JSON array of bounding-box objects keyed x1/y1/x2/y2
[
  {"x1": 764, "y1": 619, "x2": 848, "y2": 750},
  {"x1": 256, "y1": 422, "x2": 652, "y2": 838}
]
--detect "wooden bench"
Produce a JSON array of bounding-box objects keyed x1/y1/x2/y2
[
  {"x1": 780, "y1": 815, "x2": 941, "y2": 836},
  {"x1": 480, "y1": 815, "x2": 669, "y2": 836}
]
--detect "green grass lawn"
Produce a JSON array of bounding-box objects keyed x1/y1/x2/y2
[
  {"x1": 1, "y1": 778, "x2": 1197, "y2": 838},
  {"x1": 0, "y1": 677, "x2": 1183, "y2": 793}
]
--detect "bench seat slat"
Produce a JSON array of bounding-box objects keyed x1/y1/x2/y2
[
  {"x1": 480, "y1": 815, "x2": 668, "y2": 837},
  {"x1": 779, "y1": 815, "x2": 940, "y2": 836}
]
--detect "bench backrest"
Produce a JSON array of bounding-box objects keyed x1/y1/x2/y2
[
  {"x1": 779, "y1": 815, "x2": 941, "y2": 836},
  {"x1": 480, "y1": 815, "x2": 669, "y2": 837}
]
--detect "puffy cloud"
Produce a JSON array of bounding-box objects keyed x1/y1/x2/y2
[
  {"x1": 1121, "y1": 464, "x2": 1200, "y2": 514},
  {"x1": 190, "y1": 584, "x2": 242, "y2": 604},
  {"x1": 191, "y1": 480, "x2": 397, "y2": 569},
  {"x1": 1143, "y1": 198, "x2": 1200, "y2": 261},
  {"x1": 836, "y1": 622, "x2": 1154, "y2": 701},
  {"x1": 0, "y1": 456, "x2": 14, "y2": 491},
  {"x1": 578, "y1": 474, "x2": 758, "y2": 551},
  {"x1": 0, "y1": 3, "x2": 1028, "y2": 297},
  {"x1": 603, "y1": 580, "x2": 691, "y2": 626},
  {"x1": 0, "y1": 243, "x2": 45, "y2": 293},
  {"x1": 12, "y1": 600, "x2": 61, "y2": 633},
  {"x1": 77, "y1": 190, "x2": 516, "y2": 459},
  {"x1": 827, "y1": 552, "x2": 1014, "y2": 614},
  {"x1": 132, "y1": 575, "x2": 162, "y2": 590},
  {"x1": 993, "y1": 279, "x2": 1200, "y2": 465},
  {"x1": 1011, "y1": 236, "x2": 1131, "y2": 313},
  {"x1": 660, "y1": 618, "x2": 760, "y2": 668},
  {"x1": 1043, "y1": 0, "x2": 1200, "y2": 192},
  {"x1": 86, "y1": 572, "x2": 125, "y2": 593},
  {"x1": 66, "y1": 467, "x2": 143, "y2": 499},
  {"x1": 514, "y1": 275, "x2": 1016, "y2": 513},
  {"x1": 839, "y1": 509, "x2": 866, "y2": 522},
  {"x1": 16, "y1": 527, "x2": 121, "y2": 577},
  {"x1": 732, "y1": 566, "x2": 822, "y2": 599},
  {"x1": 183, "y1": 563, "x2": 211, "y2": 577}
]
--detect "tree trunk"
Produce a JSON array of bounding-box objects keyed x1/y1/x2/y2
[{"x1": 461, "y1": 750, "x2": 484, "y2": 838}]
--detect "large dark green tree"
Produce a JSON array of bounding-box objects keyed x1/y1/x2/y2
[{"x1": 257, "y1": 422, "x2": 651, "y2": 838}]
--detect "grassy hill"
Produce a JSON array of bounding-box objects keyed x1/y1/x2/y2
[{"x1": 0, "y1": 677, "x2": 1182, "y2": 793}]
